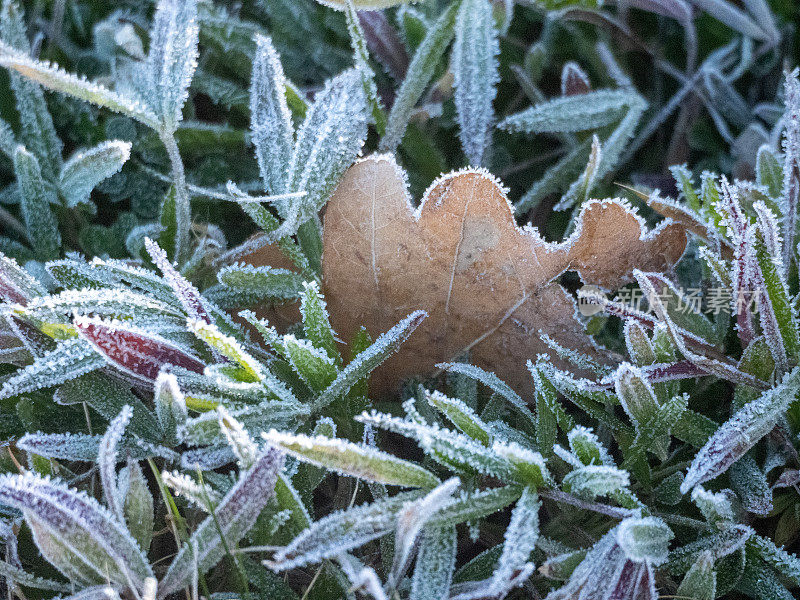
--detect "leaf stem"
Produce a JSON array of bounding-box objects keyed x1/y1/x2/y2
[{"x1": 161, "y1": 132, "x2": 191, "y2": 264}]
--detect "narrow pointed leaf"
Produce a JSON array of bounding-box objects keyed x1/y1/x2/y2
[
  {"x1": 381, "y1": 0, "x2": 461, "y2": 152},
  {"x1": 452, "y1": 0, "x2": 498, "y2": 165},
  {"x1": 314, "y1": 310, "x2": 426, "y2": 408},
  {"x1": 263, "y1": 430, "x2": 440, "y2": 487},
  {"x1": 0, "y1": 41, "x2": 159, "y2": 128},
  {"x1": 0, "y1": 472, "x2": 153, "y2": 591},
  {"x1": 98, "y1": 406, "x2": 132, "y2": 523},
  {"x1": 681, "y1": 365, "x2": 800, "y2": 494},
  {"x1": 157, "y1": 447, "x2": 284, "y2": 598},
  {"x1": 145, "y1": 0, "x2": 199, "y2": 131},
  {"x1": 13, "y1": 146, "x2": 60, "y2": 261},
  {"x1": 250, "y1": 34, "x2": 294, "y2": 195}
]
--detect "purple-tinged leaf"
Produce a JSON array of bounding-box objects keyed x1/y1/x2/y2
[
  {"x1": 732, "y1": 221, "x2": 757, "y2": 348},
  {"x1": 99, "y1": 406, "x2": 132, "y2": 523},
  {"x1": 598, "y1": 361, "x2": 708, "y2": 389},
  {"x1": 157, "y1": 447, "x2": 285, "y2": 598},
  {"x1": 681, "y1": 365, "x2": 800, "y2": 495},
  {"x1": 0, "y1": 252, "x2": 45, "y2": 305},
  {"x1": 634, "y1": 271, "x2": 768, "y2": 390},
  {"x1": 561, "y1": 62, "x2": 590, "y2": 96},
  {"x1": 74, "y1": 316, "x2": 204, "y2": 382},
  {"x1": 17, "y1": 431, "x2": 176, "y2": 462},
  {"x1": 0, "y1": 472, "x2": 153, "y2": 591},
  {"x1": 772, "y1": 469, "x2": 800, "y2": 490},
  {"x1": 359, "y1": 10, "x2": 409, "y2": 80},
  {"x1": 144, "y1": 237, "x2": 211, "y2": 324},
  {"x1": 577, "y1": 286, "x2": 720, "y2": 356}
]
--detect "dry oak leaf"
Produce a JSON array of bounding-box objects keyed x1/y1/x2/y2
[{"x1": 319, "y1": 154, "x2": 687, "y2": 396}]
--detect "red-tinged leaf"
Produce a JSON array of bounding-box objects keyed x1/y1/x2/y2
[
  {"x1": 75, "y1": 316, "x2": 204, "y2": 382},
  {"x1": 0, "y1": 277, "x2": 27, "y2": 305}
]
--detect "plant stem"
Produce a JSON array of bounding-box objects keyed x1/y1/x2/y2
[
  {"x1": 196, "y1": 469, "x2": 250, "y2": 597},
  {"x1": 161, "y1": 131, "x2": 191, "y2": 264}
]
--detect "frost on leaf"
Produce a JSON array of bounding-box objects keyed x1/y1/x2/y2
[
  {"x1": 157, "y1": 446, "x2": 284, "y2": 598},
  {"x1": 317, "y1": 155, "x2": 686, "y2": 395},
  {"x1": 0, "y1": 472, "x2": 153, "y2": 591},
  {"x1": 681, "y1": 365, "x2": 800, "y2": 494},
  {"x1": 250, "y1": 34, "x2": 293, "y2": 196},
  {"x1": 218, "y1": 407, "x2": 259, "y2": 469},
  {"x1": 0, "y1": 336, "x2": 104, "y2": 400},
  {"x1": 144, "y1": 0, "x2": 199, "y2": 131},
  {"x1": 74, "y1": 316, "x2": 205, "y2": 382},
  {"x1": 263, "y1": 429, "x2": 441, "y2": 488},
  {"x1": 0, "y1": 251, "x2": 46, "y2": 304},
  {"x1": 144, "y1": 237, "x2": 211, "y2": 324},
  {"x1": 268, "y1": 491, "x2": 423, "y2": 571},
  {"x1": 452, "y1": 486, "x2": 539, "y2": 600},
  {"x1": 546, "y1": 516, "x2": 671, "y2": 600},
  {"x1": 59, "y1": 141, "x2": 131, "y2": 209},
  {"x1": 452, "y1": 0, "x2": 499, "y2": 166},
  {"x1": 98, "y1": 406, "x2": 133, "y2": 523},
  {"x1": 389, "y1": 477, "x2": 460, "y2": 587}
]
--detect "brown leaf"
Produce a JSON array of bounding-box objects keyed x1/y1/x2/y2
[{"x1": 318, "y1": 155, "x2": 686, "y2": 396}]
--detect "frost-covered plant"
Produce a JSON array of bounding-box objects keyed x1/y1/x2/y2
[{"x1": 0, "y1": 0, "x2": 799, "y2": 599}]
